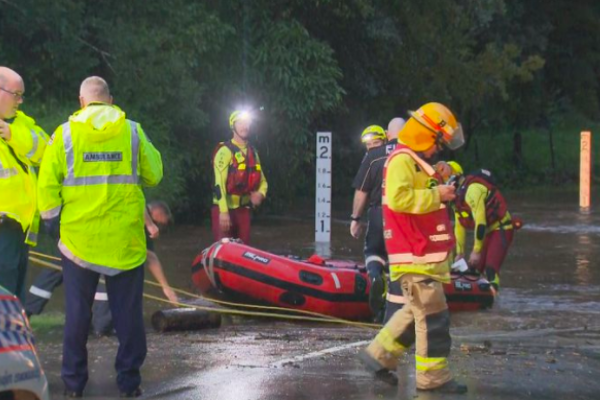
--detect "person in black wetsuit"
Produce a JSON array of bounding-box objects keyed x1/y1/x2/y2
[{"x1": 350, "y1": 118, "x2": 405, "y2": 322}]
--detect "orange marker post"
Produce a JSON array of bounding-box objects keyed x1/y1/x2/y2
[{"x1": 580, "y1": 131, "x2": 592, "y2": 211}]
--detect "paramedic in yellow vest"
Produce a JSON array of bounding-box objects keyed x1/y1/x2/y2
[
  {"x1": 211, "y1": 110, "x2": 268, "y2": 244},
  {"x1": 37, "y1": 76, "x2": 163, "y2": 398},
  {"x1": 0, "y1": 66, "x2": 48, "y2": 302},
  {"x1": 358, "y1": 103, "x2": 468, "y2": 394}
]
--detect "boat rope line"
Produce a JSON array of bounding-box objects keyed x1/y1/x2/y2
[{"x1": 27, "y1": 252, "x2": 381, "y2": 330}]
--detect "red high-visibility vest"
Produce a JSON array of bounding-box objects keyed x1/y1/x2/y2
[
  {"x1": 454, "y1": 170, "x2": 508, "y2": 229},
  {"x1": 212, "y1": 141, "x2": 262, "y2": 195},
  {"x1": 383, "y1": 145, "x2": 455, "y2": 265}
]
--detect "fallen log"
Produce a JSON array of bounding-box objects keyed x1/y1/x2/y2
[{"x1": 151, "y1": 308, "x2": 221, "y2": 332}]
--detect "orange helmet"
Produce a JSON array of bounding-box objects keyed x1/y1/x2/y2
[{"x1": 399, "y1": 102, "x2": 464, "y2": 152}]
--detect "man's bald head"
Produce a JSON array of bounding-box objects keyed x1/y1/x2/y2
[
  {"x1": 79, "y1": 76, "x2": 112, "y2": 107},
  {"x1": 0, "y1": 66, "x2": 25, "y2": 119},
  {"x1": 0, "y1": 67, "x2": 23, "y2": 86},
  {"x1": 387, "y1": 117, "x2": 406, "y2": 140}
]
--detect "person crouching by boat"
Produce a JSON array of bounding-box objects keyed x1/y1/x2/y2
[
  {"x1": 350, "y1": 120, "x2": 406, "y2": 322},
  {"x1": 436, "y1": 161, "x2": 516, "y2": 291},
  {"x1": 211, "y1": 110, "x2": 268, "y2": 244}
]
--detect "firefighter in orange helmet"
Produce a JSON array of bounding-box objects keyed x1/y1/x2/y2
[{"x1": 358, "y1": 102, "x2": 467, "y2": 394}]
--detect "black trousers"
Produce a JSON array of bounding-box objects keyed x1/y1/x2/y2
[
  {"x1": 61, "y1": 256, "x2": 146, "y2": 394},
  {"x1": 0, "y1": 218, "x2": 29, "y2": 303},
  {"x1": 25, "y1": 268, "x2": 113, "y2": 334},
  {"x1": 364, "y1": 206, "x2": 388, "y2": 278}
]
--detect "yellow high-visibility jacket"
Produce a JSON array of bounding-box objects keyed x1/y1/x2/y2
[
  {"x1": 0, "y1": 111, "x2": 48, "y2": 245},
  {"x1": 37, "y1": 103, "x2": 163, "y2": 274},
  {"x1": 454, "y1": 183, "x2": 512, "y2": 254},
  {"x1": 384, "y1": 152, "x2": 451, "y2": 283},
  {"x1": 212, "y1": 138, "x2": 268, "y2": 212}
]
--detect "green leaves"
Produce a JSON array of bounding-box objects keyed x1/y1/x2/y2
[{"x1": 2, "y1": 0, "x2": 600, "y2": 213}]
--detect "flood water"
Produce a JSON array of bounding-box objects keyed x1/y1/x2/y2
[
  {"x1": 30, "y1": 190, "x2": 600, "y2": 334},
  {"x1": 30, "y1": 190, "x2": 600, "y2": 399},
  {"x1": 138, "y1": 190, "x2": 600, "y2": 334}
]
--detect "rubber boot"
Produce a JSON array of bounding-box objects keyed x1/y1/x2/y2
[
  {"x1": 357, "y1": 349, "x2": 398, "y2": 386},
  {"x1": 485, "y1": 266, "x2": 500, "y2": 291},
  {"x1": 418, "y1": 379, "x2": 468, "y2": 394},
  {"x1": 368, "y1": 275, "x2": 385, "y2": 321}
]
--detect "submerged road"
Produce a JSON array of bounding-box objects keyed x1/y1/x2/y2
[
  {"x1": 32, "y1": 191, "x2": 600, "y2": 399},
  {"x1": 36, "y1": 321, "x2": 600, "y2": 399}
]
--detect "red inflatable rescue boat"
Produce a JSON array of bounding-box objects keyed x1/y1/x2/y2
[
  {"x1": 444, "y1": 272, "x2": 495, "y2": 312},
  {"x1": 191, "y1": 240, "x2": 494, "y2": 320},
  {"x1": 192, "y1": 239, "x2": 372, "y2": 320}
]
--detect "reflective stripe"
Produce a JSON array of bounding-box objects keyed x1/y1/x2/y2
[
  {"x1": 375, "y1": 326, "x2": 407, "y2": 356},
  {"x1": 0, "y1": 167, "x2": 18, "y2": 179},
  {"x1": 415, "y1": 355, "x2": 448, "y2": 371},
  {"x1": 386, "y1": 293, "x2": 406, "y2": 304},
  {"x1": 389, "y1": 252, "x2": 449, "y2": 264},
  {"x1": 63, "y1": 123, "x2": 75, "y2": 180},
  {"x1": 94, "y1": 292, "x2": 108, "y2": 301},
  {"x1": 59, "y1": 240, "x2": 121, "y2": 276},
  {"x1": 330, "y1": 272, "x2": 341, "y2": 289},
  {"x1": 62, "y1": 120, "x2": 140, "y2": 187},
  {"x1": 41, "y1": 205, "x2": 62, "y2": 220},
  {"x1": 29, "y1": 286, "x2": 52, "y2": 300},
  {"x1": 130, "y1": 121, "x2": 139, "y2": 177},
  {"x1": 64, "y1": 175, "x2": 139, "y2": 186},
  {"x1": 395, "y1": 148, "x2": 436, "y2": 176},
  {"x1": 26, "y1": 231, "x2": 37, "y2": 244},
  {"x1": 26, "y1": 129, "x2": 39, "y2": 159},
  {"x1": 365, "y1": 255, "x2": 387, "y2": 266}
]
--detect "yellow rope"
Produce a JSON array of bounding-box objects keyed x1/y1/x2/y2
[
  {"x1": 29, "y1": 252, "x2": 377, "y2": 326},
  {"x1": 28, "y1": 254, "x2": 381, "y2": 330}
]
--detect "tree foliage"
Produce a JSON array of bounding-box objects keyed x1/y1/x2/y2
[{"x1": 1, "y1": 0, "x2": 600, "y2": 216}]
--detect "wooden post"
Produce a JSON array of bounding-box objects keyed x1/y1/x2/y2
[{"x1": 580, "y1": 131, "x2": 592, "y2": 211}]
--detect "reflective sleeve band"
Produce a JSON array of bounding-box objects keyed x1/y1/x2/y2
[
  {"x1": 94, "y1": 292, "x2": 108, "y2": 301},
  {"x1": 0, "y1": 167, "x2": 18, "y2": 179},
  {"x1": 26, "y1": 231, "x2": 38, "y2": 245},
  {"x1": 375, "y1": 326, "x2": 408, "y2": 356},
  {"x1": 29, "y1": 286, "x2": 53, "y2": 299},
  {"x1": 365, "y1": 255, "x2": 387, "y2": 266},
  {"x1": 26, "y1": 129, "x2": 39, "y2": 159},
  {"x1": 62, "y1": 120, "x2": 141, "y2": 187},
  {"x1": 388, "y1": 252, "x2": 449, "y2": 264},
  {"x1": 415, "y1": 355, "x2": 448, "y2": 371},
  {"x1": 41, "y1": 205, "x2": 62, "y2": 220}
]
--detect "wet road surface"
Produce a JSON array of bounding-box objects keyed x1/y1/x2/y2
[{"x1": 32, "y1": 191, "x2": 600, "y2": 399}]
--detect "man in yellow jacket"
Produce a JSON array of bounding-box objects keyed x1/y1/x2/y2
[
  {"x1": 358, "y1": 103, "x2": 467, "y2": 394},
  {"x1": 211, "y1": 110, "x2": 268, "y2": 244},
  {"x1": 0, "y1": 66, "x2": 48, "y2": 302},
  {"x1": 38, "y1": 76, "x2": 163, "y2": 398}
]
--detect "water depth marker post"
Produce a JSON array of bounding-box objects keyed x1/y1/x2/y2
[
  {"x1": 580, "y1": 131, "x2": 591, "y2": 211},
  {"x1": 315, "y1": 132, "x2": 332, "y2": 244}
]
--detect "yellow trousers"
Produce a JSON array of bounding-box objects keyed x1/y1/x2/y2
[{"x1": 365, "y1": 273, "x2": 452, "y2": 389}]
